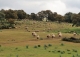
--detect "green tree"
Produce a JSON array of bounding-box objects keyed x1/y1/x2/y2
[
  {"x1": 56, "y1": 14, "x2": 64, "y2": 23},
  {"x1": 16, "y1": 10, "x2": 27, "y2": 19},
  {"x1": 4, "y1": 9, "x2": 18, "y2": 19},
  {"x1": 71, "y1": 14, "x2": 80, "y2": 27},
  {"x1": 37, "y1": 10, "x2": 54, "y2": 21},
  {"x1": 37, "y1": 10, "x2": 46, "y2": 21},
  {"x1": 30, "y1": 13, "x2": 36, "y2": 20},
  {"x1": 0, "y1": 12, "x2": 5, "y2": 25},
  {"x1": 8, "y1": 18, "x2": 15, "y2": 28},
  {"x1": 64, "y1": 12, "x2": 73, "y2": 23}
]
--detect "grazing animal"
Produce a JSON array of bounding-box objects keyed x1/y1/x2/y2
[
  {"x1": 58, "y1": 31, "x2": 62, "y2": 37},
  {"x1": 51, "y1": 33, "x2": 55, "y2": 38},
  {"x1": 25, "y1": 27, "x2": 28, "y2": 29},
  {"x1": 36, "y1": 35, "x2": 40, "y2": 39},
  {"x1": 47, "y1": 34, "x2": 50, "y2": 38},
  {"x1": 15, "y1": 27, "x2": 17, "y2": 29},
  {"x1": 32, "y1": 32, "x2": 37, "y2": 37},
  {"x1": 73, "y1": 32, "x2": 77, "y2": 36}
]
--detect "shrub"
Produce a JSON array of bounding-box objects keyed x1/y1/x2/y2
[
  {"x1": 48, "y1": 51, "x2": 51, "y2": 52},
  {"x1": 57, "y1": 50, "x2": 61, "y2": 53},
  {"x1": 38, "y1": 45, "x2": 41, "y2": 47},
  {"x1": 76, "y1": 54, "x2": 78, "y2": 56},
  {"x1": 0, "y1": 49, "x2": 4, "y2": 51},
  {"x1": 60, "y1": 43, "x2": 64, "y2": 46},
  {"x1": 72, "y1": 55, "x2": 75, "y2": 57},
  {"x1": 52, "y1": 50, "x2": 55, "y2": 53},
  {"x1": 62, "y1": 37, "x2": 80, "y2": 43},
  {"x1": 12, "y1": 39, "x2": 15, "y2": 41},
  {"x1": 59, "y1": 55, "x2": 62, "y2": 57},
  {"x1": 15, "y1": 48, "x2": 18, "y2": 50},
  {"x1": 44, "y1": 45, "x2": 47, "y2": 50},
  {"x1": 26, "y1": 45, "x2": 28, "y2": 49},
  {"x1": 48, "y1": 44, "x2": 52, "y2": 47},
  {"x1": 54, "y1": 47, "x2": 58, "y2": 49},
  {"x1": 68, "y1": 52, "x2": 71, "y2": 54},
  {"x1": 0, "y1": 45, "x2": 1, "y2": 47},
  {"x1": 62, "y1": 37, "x2": 68, "y2": 41},
  {"x1": 40, "y1": 38, "x2": 43, "y2": 40},
  {"x1": 16, "y1": 55, "x2": 18, "y2": 57},
  {"x1": 61, "y1": 51, "x2": 65, "y2": 54},
  {"x1": 34, "y1": 46, "x2": 37, "y2": 48},
  {"x1": 44, "y1": 45, "x2": 47, "y2": 48},
  {"x1": 73, "y1": 49, "x2": 77, "y2": 52},
  {"x1": 67, "y1": 49, "x2": 70, "y2": 51}
]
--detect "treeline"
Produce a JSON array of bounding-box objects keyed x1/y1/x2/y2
[{"x1": 0, "y1": 9, "x2": 80, "y2": 27}]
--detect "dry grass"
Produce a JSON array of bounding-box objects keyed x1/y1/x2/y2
[
  {"x1": 0, "y1": 20, "x2": 80, "y2": 57},
  {"x1": 0, "y1": 20, "x2": 80, "y2": 47}
]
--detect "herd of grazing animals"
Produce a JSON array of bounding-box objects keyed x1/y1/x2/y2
[
  {"x1": 20, "y1": 20, "x2": 78, "y2": 39},
  {"x1": 23, "y1": 20, "x2": 78, "y2": 39},
  {"x1": 32, "y1": 31, "x2": 62, "y2": 39},
  {"x1": 31, "y1": 31, "x2": 78, "y2": 39}
]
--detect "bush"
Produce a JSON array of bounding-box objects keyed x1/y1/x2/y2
[
  {"x1": 48, "y1": 51, "x2": 51, "y2": 52},
  {"x1": 62, "y1": 37, "x2": 80, "y2": 43},
  {"x1": 52, "y1": 50, "x2": 55, "y2": 53},
  {"x1": 26, "y1": 45, "x2": 28, "y2": 49},
  {"x1": 0, "y1": 45, "x2": 1, "y2": 47},
  {"x1": 54, "y1": 47, "x2": 58, "y2": 49},
  {"x1": 40, "y1": 38, "x2": 43, "y2": 40},
  {"x1": 0, "y1": 23, "x2": 15, "y2": 29},
  {"x1": 67, "y1": 49, "x2": 70, "y2": 51},
  {"x1": 68, "y1": 52, "x2": 71, "y2": 54},
  {"x1": 73, "y1": 49, "x2": 77, "y2": 52},
  {"x1": 38, "y1": 45, "x2": 41, "y2": 47},
  {"x1": 15, "y1": 48, "x2": 18, "y2": 50},
  {"x1": 34, "y1": 46, "x2": 37, "y2": 48},
  {"x1": 44, "y1": 45, "x2": 47, "y2": 50},
  {"x1": 44, "y1": 45, "x2": 47, "y2": 48},
  {"x1": 57, "y1": 50, "x2": 61, "y2": 53},
  {"x1": 0, "y1": 49, "x2": 4, "y2": 51},
  {"x1": 1, "y1": 25, "x2": 9, "y2": 29},
  {"x1": 76, "y1": 54, "x2": 79, "y2": 56},
  {"x1": 16, "y1": 55, "x2": 18, "y2": 57},
  {"x1": 59, "y1": 55, "x2": 62, "y2": 57},
  {"x1": 72, "y1": 55, "x2": 75, "y2": 57},
  {"x1": 48, "y1": 44, "x2": 52, "y2": 47},
  {"x1": 61, "y1": 51, "x2": 65, "y2": 54},
  {"x1": 60, "y1": 43, "x2": 64, "y2": 46}
]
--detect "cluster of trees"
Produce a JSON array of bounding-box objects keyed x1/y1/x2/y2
[
  {"x1": 64, "y1": 12, "x2": 80, "y2": 27},
  {"x1": 0, "y1": 9, "x2": 28, "y2": 19},
  {"x1": 0, "y1": 9, "x2": 80, "y2": 28}
]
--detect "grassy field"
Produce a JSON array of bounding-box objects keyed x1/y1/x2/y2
[{"x1": 0, "y1": 20, "x2": 80, "y2": 57}]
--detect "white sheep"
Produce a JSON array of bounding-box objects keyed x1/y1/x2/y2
[
  {"x1": 73, "y1": 32, "x2": 77, "y2": 36},
  {"x1": 15, "y1": 27, "x2": 17, "y2": 29},
  {"x1": 43, "y1": 29, "x2": 45, "y2": 31},
  {"x1": 36, "y1": 35, "x2": 40, "y2": 39},
  {"x1": 32, "y1": 32, "x2": 37, "y2": 37},
  {"x1": 25, "y1": 27, "x2": 28, "y2": 29},
  {"x1": 47, "y1": 34, "x2": 50, "y2": 38},
  {"x1": 58, "y1": 31, "x2": 62, "y2": 37},
  {"x1": 51, "y1": 33, "x2": 55, "y2": 38}
]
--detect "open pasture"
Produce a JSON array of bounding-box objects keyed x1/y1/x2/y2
[{"x1": 0, "y1": 20, "x2": 80, "y2": 57}]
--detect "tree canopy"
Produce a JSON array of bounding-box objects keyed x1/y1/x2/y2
[{"x1": 0, "y1": 9, "x2": 80, "y2": 27}]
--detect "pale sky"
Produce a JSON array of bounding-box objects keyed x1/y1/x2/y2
[{"x1": 0, "y1": 0, "x2": 80, "y2": 15}]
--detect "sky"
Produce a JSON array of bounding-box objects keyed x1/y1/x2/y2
[{"x1": 0, "y1": 0, "x2": 80, "y2": 15}]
